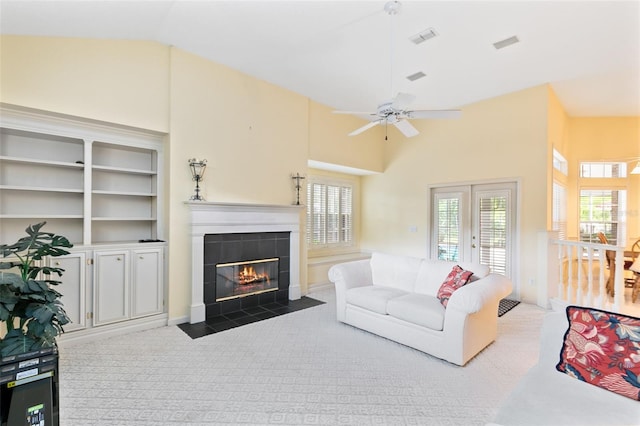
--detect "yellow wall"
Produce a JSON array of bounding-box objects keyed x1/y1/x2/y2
[
  {"x1": 0, "y1": 35, "x2": 385, "y2": 321},
  {"x1": 167, "y1": 48, "x2": 310, "y2": 316},
  {"x1": 548, "y1": 86, "x2": 570, "y2": 229},
  {"x1": 308, "y1": 102, "x2": 384, "y2": 173},
  {"x1": 0, "y1": 36, "x2": 170, "y2": 132},
  {"x1": 360, "y1": 85, "x2": 550, "y2": 303}
]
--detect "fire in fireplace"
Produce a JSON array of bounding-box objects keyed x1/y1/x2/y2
[{"x1": 215, "y1": 258, "x2": 279, "y2": 302}]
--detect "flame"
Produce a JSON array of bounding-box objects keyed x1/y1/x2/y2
[{"x1": 237, "y1": 264, "x2": 270, "y2": 285}]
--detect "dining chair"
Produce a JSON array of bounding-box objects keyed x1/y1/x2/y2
[{"x1": 628, "y1": 239, "x2": 640, "y2": 302}]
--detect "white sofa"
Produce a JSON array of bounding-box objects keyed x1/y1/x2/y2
[
  {"x1": 328, "y1": 252, "x2": 513, "y2": 366},
  {"x1": 491, "y1": 309, "x2": 639, "y2": 426}
]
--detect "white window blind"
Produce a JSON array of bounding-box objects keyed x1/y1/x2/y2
[
  {"x1": 553, "y1": 149, "x2": 568, "y2": 175},
  {"x1": 306, "y1": 180, "x2": 353, "y2": 248},
  {"x1": 478, "y1": 195, "x2": 508, "y2": 276},
  {"x1": 436, "y1": 196, "x2": 460, "y2": 262},
  {"x1": 552, "y1": 182, "x2": 567, "y2": 240}
]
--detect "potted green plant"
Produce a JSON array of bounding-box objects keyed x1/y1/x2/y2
[{"x1": 0, "y1": 222, "x2": 72, "y2": 357}]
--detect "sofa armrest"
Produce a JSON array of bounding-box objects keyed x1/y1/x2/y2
[
  {"x1": 328, "y1": 259, "x2": 372, "y2": 290},
  {"x1": 328, "y1": 259, "x2": 372, "y2": 322},
  {"x1": 447, "y1": 273, "x2": 513, "y2": 314}
]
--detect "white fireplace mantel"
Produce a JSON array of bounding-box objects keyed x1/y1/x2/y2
[{"x1": 186, "y1": 201, "x2": 304, "y2": 324}]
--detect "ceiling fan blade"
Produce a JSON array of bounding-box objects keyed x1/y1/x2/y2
[
  {"x1": 348, "y1": 120, "x2": 381, "y2": 136},
  {"x1": 406, "y1": 109, "x2": 462, "y2": 119},
  {"x1": 393, "y1": 119, "x2": 419, "y2": 138},
  {"x1": 392, "y1": 92, "x2": 416, "y2": 110},
  {"x1": 333, "y1": 110, "x2": 377, "y2": 115}
]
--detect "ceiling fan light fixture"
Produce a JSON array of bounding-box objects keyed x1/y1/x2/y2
[
  {"x1": 406, "y1": 71, "x2": 426, "y2": 81},
  {"x1": 631, "y1": 162, "x2": 640, "y2": 174},
  {"x1": 384, "y1": 1, "x2": 401, "y2": 15},
  {"x1": 493, "y1": 35, "x2": 520, "y2": 50},
  {"x1": 409, "y1": 28, "x2": 438, "y2": 45}
]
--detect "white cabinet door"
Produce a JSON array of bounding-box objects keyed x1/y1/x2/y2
[
  {"x1": 94, "y1": 250, "x2": 129, "y2": 326},
  {"x1": 131, "y1": 247, "x2": 163, "y2": 318},
  {"x1": 49, "y1": 252, "x2": 86, "y2": 332}
]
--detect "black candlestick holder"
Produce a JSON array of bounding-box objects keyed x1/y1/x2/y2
[
  {"x1": 291, "y1": 172, "x2": 306, "y2": 205},
  {"x1": 188, "y1": 158, "x2": 207, "y2": 201}
]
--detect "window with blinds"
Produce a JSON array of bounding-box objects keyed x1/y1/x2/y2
[
  {"x1": 306, "y1": 180, "x2": 353, "y2": 248},
  {"x1": 552, "y1": 182, "x2": 567, "y2": 240},
  {"x1": 553, "y1": 149, "x2": 568, "y2": 175},
  {"x1": 579, "y1": 189, "x2": 627, "y2": 245}
]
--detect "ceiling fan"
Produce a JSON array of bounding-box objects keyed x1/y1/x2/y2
[
  {"x1": 333, "y1": 1, "x2": 461, "y2": 139},
  {"x1": 334, "y1": 92, "x2": 461, "y2": 137}
]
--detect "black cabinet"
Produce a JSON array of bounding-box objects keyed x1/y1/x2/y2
[{"x1": 0, "y1": 347, "x2": 59, "y2": 426}]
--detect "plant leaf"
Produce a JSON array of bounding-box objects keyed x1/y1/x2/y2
[{"x1": 0, "y1": 329, "x2": 41, "y2": 357}]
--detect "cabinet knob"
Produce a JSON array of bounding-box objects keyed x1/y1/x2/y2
[
  {"x1": 116, "y1": 257, "x2": 121, "y2": 261},
  {"x1": 140, "y1": 256, "x2": 144, "y2": 259},
  {"x1": 55, "y1": 262, "x2": 60, "y2": 266}
]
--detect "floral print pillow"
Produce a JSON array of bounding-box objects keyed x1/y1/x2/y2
[
  {"x1": 556, "y1": 306, "x2": 640, "y2": 400},
  {"x1": 437, "y1": 265, "x2": 473, "y2": 308}
]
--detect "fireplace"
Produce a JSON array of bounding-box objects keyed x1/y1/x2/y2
[
  {"x1": 203, "y1": 231, "x2": 290, "y2": 318},
  {"x1": 186, "y1": 202, "x2": 303, "y2": 324}
]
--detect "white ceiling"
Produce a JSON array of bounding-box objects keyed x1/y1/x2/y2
[{"x1": 1, "y1": 0, "x2": 639, "y2": 116}]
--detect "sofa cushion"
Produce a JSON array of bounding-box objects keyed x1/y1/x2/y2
[
  {"x1": 387, "y1": 294, "x2": 446, "y2": 330},
  {"x1": 556, "y1": 306, "x2": 640, "y2": 401},
  {"x1": 437, "y1": 265, "x2": 473, "y2": 307},
  {"x1": 345, "y1": 285, "x2": 408, "y2": 315},
  {"x1": 370, "y1": 252, "x2": 422, "y2": 292},
  {"x1": 414, "y1": 260, "x2": 489, "y2": 296}
]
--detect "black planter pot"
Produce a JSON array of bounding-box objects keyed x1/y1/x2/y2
[{"x1": 0, "y1": 346, "x2": 59, "y2": 426}]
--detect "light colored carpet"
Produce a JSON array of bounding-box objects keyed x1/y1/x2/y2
[{"x1": 58, "y1": 289, "x2": 546, "y2": 425}]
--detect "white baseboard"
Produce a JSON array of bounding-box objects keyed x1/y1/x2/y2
[
  {"x1": 58, "y1": 314, "x2": 168, "y2": 347},
  {"x1": 308, "y1": 281, "x2": 334, "y2": 293},
  {"x1": 168, "y1": 315, "x2": 189, "y2": 326}
]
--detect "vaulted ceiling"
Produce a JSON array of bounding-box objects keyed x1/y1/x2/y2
[{"x1": 1, "y1": 1, "x2": 639, "y2": 117}]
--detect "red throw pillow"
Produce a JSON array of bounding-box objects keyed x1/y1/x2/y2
[
  {"x1": 556, "y1": 306, "x2": 640, "y2": 400},
  {"x1": 437, "y1": 265, "x2": 473, "y2": 308}
]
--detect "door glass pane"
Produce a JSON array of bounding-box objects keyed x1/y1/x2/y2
[
  {"x1": 436, "y1": 196, "x2": 460, "y2": 262},
  {"x1": 478, "y1": 194, "x2": 507, "y2": 275}
]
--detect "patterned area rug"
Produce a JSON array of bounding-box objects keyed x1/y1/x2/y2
[{"x1": 498, "y1": 298, "x2": 521, "y2": 317}]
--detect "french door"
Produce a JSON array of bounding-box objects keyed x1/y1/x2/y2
[{"x1": 430, "y1": 182, "x2": 518, "y2": 292}]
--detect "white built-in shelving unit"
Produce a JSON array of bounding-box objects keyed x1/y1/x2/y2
[
  {"x1": 0, "y1": 103, "x2": 168, "y2": 342},
  {"x1": 0, "y1": 106, "x2": 163, "y2": 245}
]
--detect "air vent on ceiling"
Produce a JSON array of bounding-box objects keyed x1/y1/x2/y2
[
  {"x1": 406, "y1": 71, "x2": 426, "y2": 82},
  {"x1": 409, "y1": 28, "x2": 438, "y2": 45},
  {"x1": 493, "y1": 35, "x2": 520, "y2": 50}
]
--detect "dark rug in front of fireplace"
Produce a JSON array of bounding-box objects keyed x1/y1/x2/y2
[{"x1": 178, "y1": 296, "x2": 325, "y2": 339}]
